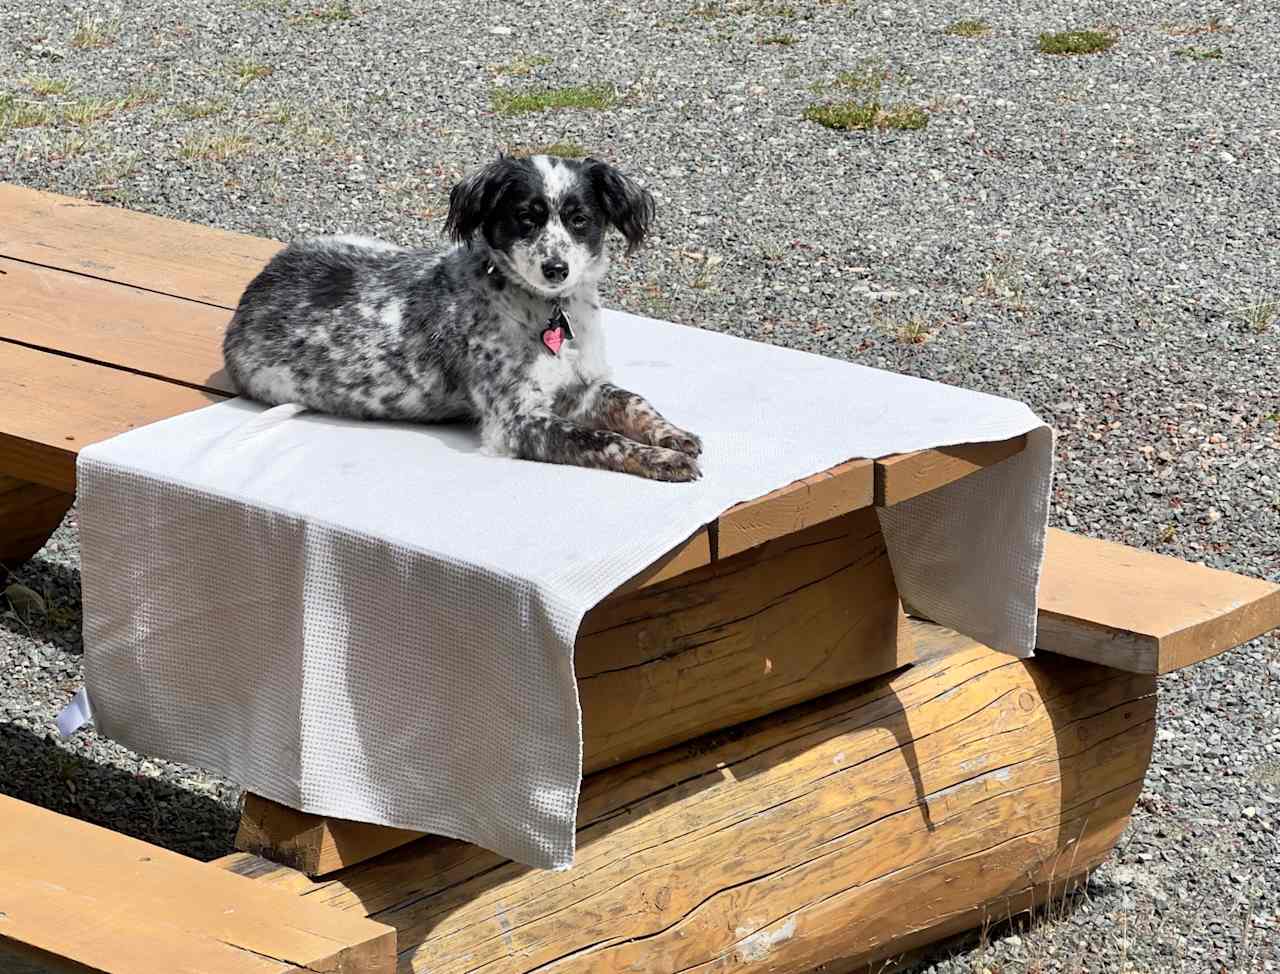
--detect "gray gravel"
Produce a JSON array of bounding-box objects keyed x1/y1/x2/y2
[{"x1": 3, "y1": 0, "x2": 1279, "y2": 969}]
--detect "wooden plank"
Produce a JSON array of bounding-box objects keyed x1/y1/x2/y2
[
  {"x1": 220, "y1": 622, "x2": 1157, "y2": 974},
  {"x1": 236, "y1": 797, "x2": 427, "y2": 884},
  {"x1": 604, "y1": 526, "x2": 712, "y2": 597},
  {"x1": 577, "y1": 506, "x2": 909, "y2": 769},
  {"x1": 0, "y1": 795, "x2": 395, "y2": 974},
  {"x1": 875, "y1": 435, "x2": 1028, "y2": 506},
  {"x1": 717, "y1": 458, "x2": 874, "y2": 559},
  {"x1": 0, "y1": 343, "x2": 222, "y2": 492},
  {"x1": 1037, "y1": 527, "x2": 1280, "y2": 674},
  {"x1": 0, "y1": 474, "x2": 73, "y2": 565},
  {"x1": 0, "y1": 182, "x2": 280, "y2": 308},
  {"x1": 0, "y1": 256, "x2": 234, "y2": 392},
  {"x1": 236, "y1": 507, "x2": 913, "y2": 876}
]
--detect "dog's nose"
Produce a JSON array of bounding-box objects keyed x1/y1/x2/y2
[{"x1": 541, "y1": 258, "x2": 569, "y2": 284}]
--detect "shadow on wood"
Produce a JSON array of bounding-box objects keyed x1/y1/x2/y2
[
  {"x1": 220, "y1": 622, "x2": 1157, "y2": 973},
  {"x1": 237, "y1": 507, "x2": 918, "y2": 876},
  {"x1": 0, "y1": 475, "x2": 73, "y2": 568}
]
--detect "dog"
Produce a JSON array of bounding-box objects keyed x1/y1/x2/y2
[{"x1": 222, "y1": 153, "x2": 703, "y2": 482}]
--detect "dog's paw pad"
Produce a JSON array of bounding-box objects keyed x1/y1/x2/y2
[
  {"x1": 644, "y1": 447, "x2": 701, "y2": 483},
  {"x1": 656, "y1": 428, "x2": 703, "y2": 458}
]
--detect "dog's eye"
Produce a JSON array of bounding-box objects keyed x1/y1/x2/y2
[{"x1": 569, "y1": 213, "x2": 588, "y2": 231}]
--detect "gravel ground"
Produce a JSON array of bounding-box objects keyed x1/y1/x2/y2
[{"x1": 3, "y1": 0, "x2": 1279, "y2": 969}]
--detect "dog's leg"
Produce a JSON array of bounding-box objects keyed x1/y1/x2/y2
[
  {"x1": 501, "y1": 413, "x2": 700, "y2": 482},
  {"x1": 564, "y1": 383, "x2": 702, "y2": 458}
]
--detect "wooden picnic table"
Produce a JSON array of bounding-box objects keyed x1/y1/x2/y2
[{"x1": 2, "y1": 183, "x2": 1278, "y2": 974}]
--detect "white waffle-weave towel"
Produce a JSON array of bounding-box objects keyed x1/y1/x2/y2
[{"x1": 77, "y1": 309, "x2": 1053, "y2": 869}]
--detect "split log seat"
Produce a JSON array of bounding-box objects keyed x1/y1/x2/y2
[{"x1": 3, "y1": 183, "x2": 1278, "y2": 973}]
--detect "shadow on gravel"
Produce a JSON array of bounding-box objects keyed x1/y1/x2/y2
[
  {"x1": 2, "y1": 556, "x2": 84, "y2": 653},
  {"x1": 0, "y1": 721, "x2": 239, "y2": 861}
]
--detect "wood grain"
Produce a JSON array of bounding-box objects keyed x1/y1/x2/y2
[
  {"x1": 1037, "y1": 527, "x2": 1280, "y2": 674},
  {"x1": 875, "y1": 435, "x2": 1028, "y2": 506},
  {"x1": 220, "y1": 621, "x2": 1156, "y2": 974},
  {"x1": 0, "y1": 256, "x2": 234, "y2": 392},
  {"x1": 578, "y1": 506, "x2": 909, "y2": 770},
  {"x1": 0, "y1": 182, "x2": 280, "y2": 308},
  {"x1": 237, "y1": 508, "x2": 911, "y2": 875},
  {"x1": 0, "y1": 343, "x2": 222, "y2": 492},
  {"x1": 0, "y1": 474, "x2": 73, "y2": 566},
  {"x1": 0, "y1": 794, "x2": 395, "y2": 974},
  {"x1": 716, "y1": 458, "x2": 875, "y2": 558}
]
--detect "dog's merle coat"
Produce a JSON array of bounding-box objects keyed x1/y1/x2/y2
[{"x1": 222, "y1": 154, "x2": 702, "y2": 481}]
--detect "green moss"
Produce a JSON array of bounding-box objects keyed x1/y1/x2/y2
[
  {"x1": 491, "y1": 85, "x2": 615, "y2": 116},
  {"x1": 1038, "y1": 30, "x2": 1116, "y2": 55},
  {"x1": 509, "y1": 141, "x2": 590, "y2": 159},
  {"x1": 944, "y1": 18, "x2": 989, "y2": 38},
  {"x1": 804, "y1": 100, "x2": 927, "y2": 131}
]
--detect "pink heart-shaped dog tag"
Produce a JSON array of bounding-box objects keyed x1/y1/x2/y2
[{"x1": 542, "y1": 326, "x2": 564, "y2": 355}]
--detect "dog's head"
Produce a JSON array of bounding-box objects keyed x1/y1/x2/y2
[{"x1": 445, "y1": 153, "x2": 655, "y2": 296}]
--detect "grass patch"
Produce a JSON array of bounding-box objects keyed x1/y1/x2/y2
[
  {"x1": 177, "y1": 98, "x2": 228, "y2": 120},
  {"x1": 758, "y1": 33, "x2": 799, "y2": 45},
  {"x1": 47, "y1": 132, "x2": 92, "y2": 161},
  {"x1": 286, "y1": 120, "x2": 338, "y2": 149},
  {"x1": 1175, "y1": 45, "x2": 1223, "y2": 60},
  {"x1": 1229, "y1": 296, "x2": 1279, "y2": 334},
  {"x1": 818, "y1": 59, "x2": 913, "y2": 97},
  {"x1": 509, "y1": 141, "x2": 590, "y2": 159},
  {"x1": 1038, "y1": 30, "x2": 1116, "y2": 55},
  {"x1": 121, "y1": 84, "x2": 162, "y2": 110},
  {"x1": 62, "y1": 97, "x2": 124, "y2": 126},
  {"x1": 804, "y1": 100, "x2": 927, "y2": 131},
  {"x1": 1, "y1": 99, "x2": 57, "y2": 129},
  {"x1": 230, "y1": 59, "x2": 274, "y2": 88},
  {"x1": 303, "y1": 0, "x2": 355, "y2": 20},
  {"x1": 888, "y1": 315, "x2": 933, "y2": 344},
  {"x1": 944, "y1": 18, "x2": 989, "y2": 38},
  {"x1": 493, "y1": 53, "x2": 552, "y2": 77},
  {"x1": 491, "y1": 84, "x2": 615, "y2": 116},
  {"x1": 259, "y1": 101, "x2": 294, "y2": 124},
  {"x1": 22, "y1": 75, "x2": 74, "y2": 97},
  {"x1": 181, "y1": 131, "x2": 256, "y2": 161},
  {"x1": 71, "y1": 14, "x2": 122, "y2": 49}
]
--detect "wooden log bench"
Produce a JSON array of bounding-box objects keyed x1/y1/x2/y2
[
  {"x1": 0, "y1": 794, "x2": 395, "y2": 973},
  {"x1": 3, "y1": 183, "x2": 1279, "y2": 973}
]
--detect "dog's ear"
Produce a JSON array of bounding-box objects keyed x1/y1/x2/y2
[
  {"x1": 445, "y1": 154, "x2": 518, "y2": 247},
  {"x1": 585, "y1": 159, "x2": 656, "y2": 256}
]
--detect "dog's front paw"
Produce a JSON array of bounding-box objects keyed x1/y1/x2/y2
[
  {"x1": 630, "y1": 446, "x2": 702, "y2": 482},
  {"x1": 654, "y1": 425, "x2": 703, "y2": 458}
]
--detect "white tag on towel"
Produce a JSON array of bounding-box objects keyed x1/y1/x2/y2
[{"x1": 56, "y1": 687, "x2": 94, "y2": 737}]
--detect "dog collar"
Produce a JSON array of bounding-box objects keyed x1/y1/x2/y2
[{"x1": 541, "y1": 303, "x2": 574, "y2": 356}]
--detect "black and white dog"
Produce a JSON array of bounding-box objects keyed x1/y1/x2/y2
[{"x1": 222, "y1": 154, "x2": 702, "y2": 481}]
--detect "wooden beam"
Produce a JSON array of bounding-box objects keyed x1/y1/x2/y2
[
  {"x1": 717, "y1": 458, "x2": 874, "y2": 559},
  {"x1": 236, "y1": 507, "x2": 914, "y2": 876},
  {"x1": 875, "y1": 435, "x2": 1028, "y2": 506},
  {"x1": 219, "y1": 622, "x2": 1157, "y2": 974},
  {"x1": 0, "y1": 474, "x2": 73, "y2": 565},
  {"x1": 0, "y1": 182, "x2": 280, "y2": 308},
  {"x1": 0, "y1": 256, "x2": 234, "y2": 393},
  {"x1": 1036, "y1": 527, "x2": 1280, "y2": 674},
  {"x1": 0, "y1": 343, "x2": 222, "y2": 493},
  {"x1": 0, "y1": 794, "x2": 395, "y2": 974}
]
